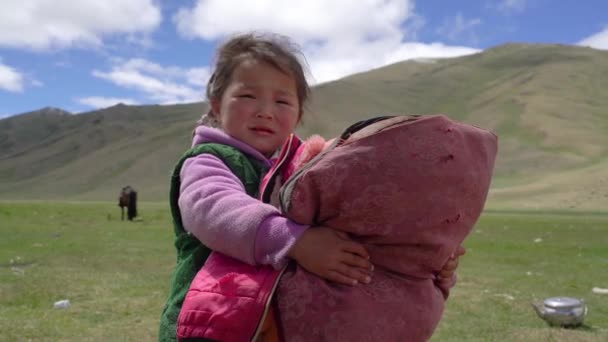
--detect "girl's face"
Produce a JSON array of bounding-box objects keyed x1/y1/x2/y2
[{"x1": 211, "y1": 59, "x2": 300, "y2": 157}]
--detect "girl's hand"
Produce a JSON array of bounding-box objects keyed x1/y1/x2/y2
[
  {"x1": 287, "y1": 226, "x2": 374, "y2": 286},
  {"x1": 437, "y1": 245, "x2": 466, "y2": 280}
]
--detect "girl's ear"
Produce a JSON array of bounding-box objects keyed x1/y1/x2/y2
[{"x1": 210, "y1": 99, "x2": 220, "y2": 117}]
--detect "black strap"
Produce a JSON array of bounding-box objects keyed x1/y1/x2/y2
[{"x1": 339, "y1": 115, "x2": 395, "y2": 139}]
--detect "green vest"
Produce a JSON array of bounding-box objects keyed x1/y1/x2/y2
[{"x1": 158, "y1": 143, "x2": 266, "y2": 342}]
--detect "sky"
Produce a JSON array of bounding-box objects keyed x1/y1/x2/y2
[{"x1": 0, "y1": 0, "x2": 607, "y2": 118}]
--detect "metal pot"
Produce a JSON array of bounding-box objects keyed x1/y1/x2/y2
[{"x1": 531, "y1": 297, "x2": 587, "y2": 327}]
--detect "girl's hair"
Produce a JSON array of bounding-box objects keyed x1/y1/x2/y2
[{"x1": 197, "y1": 32, "x2": 310, "y2": 127}]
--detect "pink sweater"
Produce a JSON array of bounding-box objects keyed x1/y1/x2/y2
[{"x1": 178, "y1": 126, "x2": 307, "y2": 268}]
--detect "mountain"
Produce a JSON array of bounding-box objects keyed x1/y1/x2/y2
[
  {"x1": 0, "y1": 107, "x2": 72, "y2": 157},
  {"x1": 1, "y1": 43, "x2": 607, "y2": 211},
  {"x1": 0, "y1": 102, "x2": 205, "y2": 200}
]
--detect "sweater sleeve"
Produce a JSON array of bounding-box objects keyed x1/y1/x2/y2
[{"x1": 178, "y1": 153, "x2": 308, "y2": 268}]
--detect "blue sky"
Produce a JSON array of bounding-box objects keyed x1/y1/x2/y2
[{"x1": 0, "y1": 0, "x2": 607, "y2": 118}]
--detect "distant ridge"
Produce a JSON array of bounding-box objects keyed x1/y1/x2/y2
[{"x1": 1, "y1": 43, "x2": 606, "y2": 211}]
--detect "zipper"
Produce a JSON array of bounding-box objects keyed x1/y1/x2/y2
[
  {"x1": 250, "y1": 265, "x2": 288, "y2": 342},
  {"x1": 259, "y1": 134, "x2": 296, "y2": 202},
  {"x1": 250, "y1": 135, "x2": 297, "y2": 341}
]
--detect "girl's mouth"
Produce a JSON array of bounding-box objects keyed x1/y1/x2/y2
[{"x1": 250, "y1": 127, "x2": 274, "y2": 135}]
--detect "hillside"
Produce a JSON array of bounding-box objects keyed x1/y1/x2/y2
[{"x1": 1, "y1": 43, "x2": 607, "y2": 211}]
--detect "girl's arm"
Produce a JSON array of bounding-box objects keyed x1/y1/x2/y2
[
  {"x1": 178, "y1": 153, "x2": 307, "y2": 269},
  {"x1": 179, "y1": 154, "x2": 374, "y2": 285}
]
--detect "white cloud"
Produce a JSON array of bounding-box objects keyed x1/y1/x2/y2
[
  {"x1": 498, "y1": 0, "x2": 528, "y2": 12},
  {"x1": 186, "y1": 68, "x2": 212, "y2": 87},
  {"x1": 172, "y1": 0, "x2": 479, "y2": 84},
  {"x1": 0, "y1": 61, "x2": 24, "y2": 92},
  {"x1": 92, "y1": 58, "x2": 210, "y2": 104},
  {"x1": 0, "y1": 0, "x2": 161, "y2": 50},
  {"x1": 76, "y1": 96, "x2": 139, "y2": 109},
  {"x1": 578, "y1": 27, "x2": 608, "y2": 50},
  {"x1": 437, "y1": 13, "x2": 482, "y2": 44},
  {"x1": 306, "y1": 39, "x2": 480, "y2": 84},
  {"x1": 174, "y1": 0, "x2": 412, "y2": 42},
  {"x1": 386, "y1": 42, "x2": 480, "y2": 63}
]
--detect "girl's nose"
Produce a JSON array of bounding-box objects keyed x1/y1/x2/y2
[{"x1": 255, "y1": 101, "x2": 274, "y2": 119}]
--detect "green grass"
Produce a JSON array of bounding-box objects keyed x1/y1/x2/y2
[
  {"x1": 0, "y1": 201, "x2": 174, "y2": 341},
  {"x1": 1, "y1": 202, "x2": 607, "y2": 341},
  {"x1": 432, "y1": 211, "x2": 608, "y2": 341}
]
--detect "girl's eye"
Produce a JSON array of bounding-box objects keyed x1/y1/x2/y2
[
  {"x1": 238, "y1": 94, "x2": 255, "y2": 99},
  {"x1": 277, "y1": 100, "x2": 291, "y2": 105}
]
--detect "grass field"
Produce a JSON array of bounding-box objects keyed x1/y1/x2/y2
[{"x1": 1, "y1": 201, "x2": 607, "y2": 341}]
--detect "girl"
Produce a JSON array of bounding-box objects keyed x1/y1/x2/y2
[{"x1": 159, "y1": 32, "x2": 462, "y2": 342}]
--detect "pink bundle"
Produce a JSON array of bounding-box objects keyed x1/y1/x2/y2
[{"x1": 275, "y1": 115, "x2": 498, "y2": 341}]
